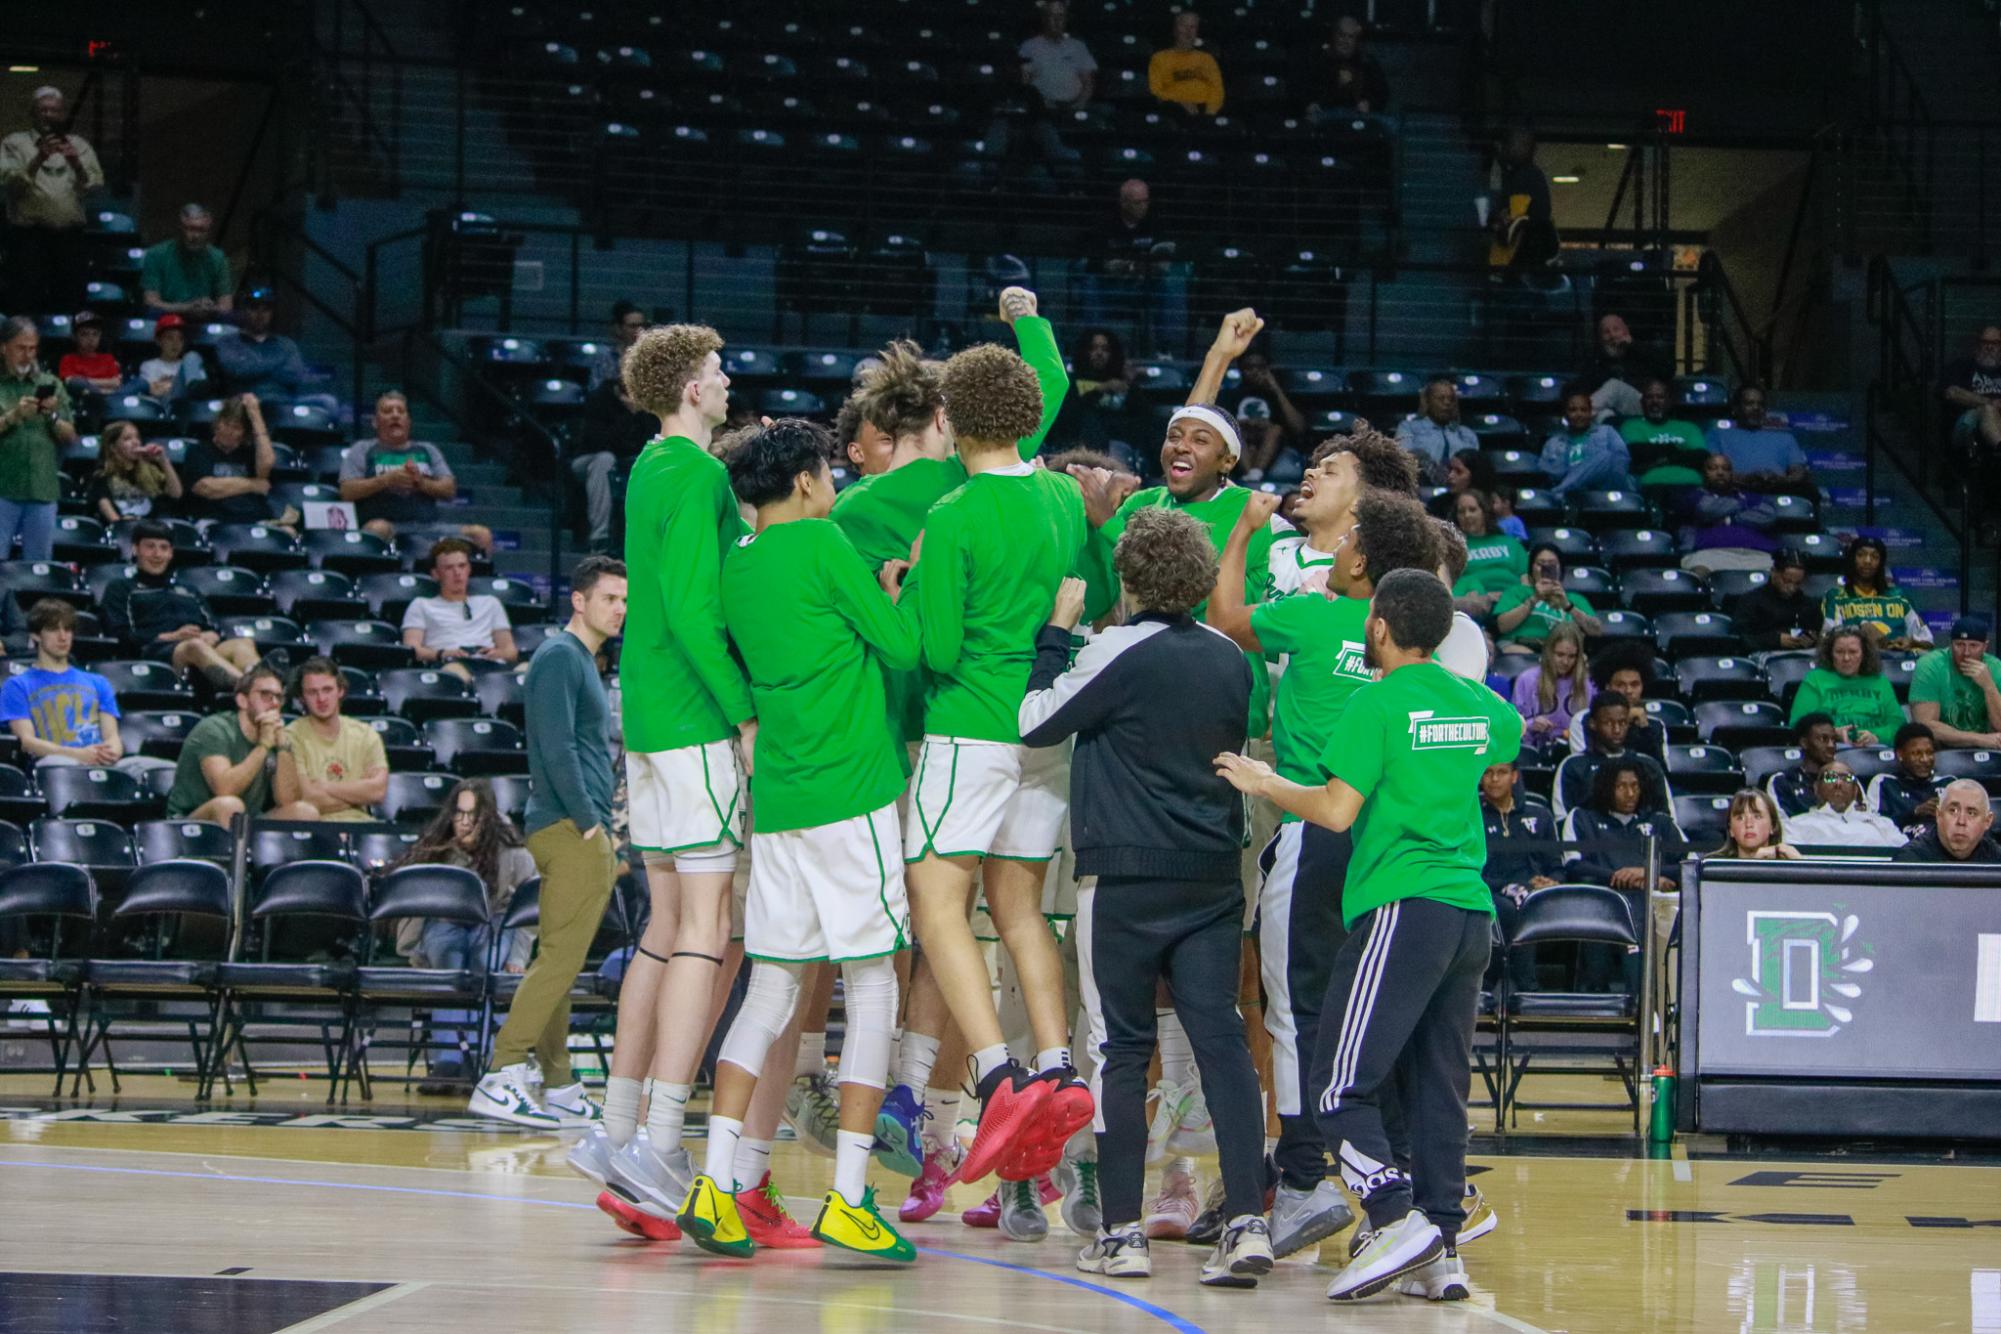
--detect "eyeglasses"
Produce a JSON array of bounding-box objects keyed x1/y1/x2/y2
[
  {"x1": 1816, "y1": 772, "x2": 1856, "y2": 784},
  {"x1": 451, "y1": 808, "x2": 479, "y2": 822}
]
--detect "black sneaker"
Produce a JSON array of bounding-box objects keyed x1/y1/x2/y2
[{"x1": 1183, "y1": 1177, "x2": 1228, "y2": 1246}]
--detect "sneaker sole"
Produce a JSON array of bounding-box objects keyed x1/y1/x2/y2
[
  {"x1": 999, "y1": 1220, "x2": 1049, "y2": 1243},
  {"x1": 1460, "y1": 1208, "x2": 1497, "y2": 1246},
  {"x1": 1199, "y1": 1271, "x2": 1258, "y2": 1289},
  {"x1": 1142, "y1": 1215, "x2": 1193, "y2": 1241},
  {"x1": 1398, "y1": 1275, "x2": 1473, "y2": 1301},
  {"x1": 873, "y1": 1116, "x2": 925, "y2": 1179},
  {"x1": 566, "y1": 1151, "x2": 608, "y2": 1186},
  {"x1": 740, "y1": 1218, "x2": 824, "y2": 1250},
  {"x1": 1329, "y1": 1233, "x2": 1446, "y2": 1302},
  {"x1": 961, "y1": 1081, "x2": 1053, "y2": 1185},
  {"x1": 999, "y1": 1085, "x2": 1095, "y2": 1181},
  {"x1": 467, "y1": 1105, "x2": 561, "y2": 1130},
  {"x1": 1077, "y1": 1262, "x2": 1152, "y2": 1280},
  {"x1": 1272, "y1": 1202, "x2": 1357, "y2": 1258},
  {"x1": 596, "y1": 1190, "x2": 681, "y2": 1241}
]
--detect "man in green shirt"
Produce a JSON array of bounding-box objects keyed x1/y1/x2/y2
[
  {"x1": 140, "y1": 203, "x2": 234, "y2": 317},
  {"x1": 0, "y1": 316, "x2": 78, "y2": 560},
  {"x1": 163, "y1": 662, "x2": 322, "y2": 823},
  {"x1": 1619, "y1": 378, "x2": 1711, "y2": 486},
  {"x1": 679, "y1": 419, "x2": 918, "y2": 1262},
  {"x1": 1909, "y1": 614, "x2": 2001, "y2": 748},
  {"x1": 1217, "y1": 568, "x2": 1522, "y2": 1304}
]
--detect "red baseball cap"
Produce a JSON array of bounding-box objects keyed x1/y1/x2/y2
[{"x1": 154, "y1": 314, "x2": 186, "y2": 335}]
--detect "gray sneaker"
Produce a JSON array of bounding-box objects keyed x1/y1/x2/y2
[
  {"x1": 1052, "y1": 1155, "x2": 1102, "y2": 1237},
  {"x1": 565, "y1": 1125, "x2": 613, "y2": 1185},
  {"x1": 606, "y1": 1136, "x2": 695, "y2": 1218},
  {"x1": 999, "y1": 1175, "x2": 1051, "y2": 1242},
  {"x1": 1270, "y1": 1179, "x2": 1356, "y2": 1258},
  {"x1": 1200, "y1": 1214, "x2": 1275, "y2": 1288},
  {"x1": 1396, "y1": 1251, "x2": 1472, "y2": 1301},
  {"x1": 1077, "y1": 1224, "x2": 1151, "y2": 1278},
  {"x1": 1327, "y1": 1210, "x2": 1444, "y2": 1302}
]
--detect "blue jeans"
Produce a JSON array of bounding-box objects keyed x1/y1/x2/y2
[
  {"x1": 0, "y1": 499, "x2": 56, "y2": 560},
  {"x1": 416, "y1": 918, "x2": 517, "y2": 1074}
]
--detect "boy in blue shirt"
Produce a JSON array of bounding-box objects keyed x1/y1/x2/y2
[{"x1": 0, "y1": 598, "x2": 161, "y2": 777}]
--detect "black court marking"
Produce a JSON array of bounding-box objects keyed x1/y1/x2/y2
[
  {"x1": 0, "y1": 1272, "x2": 387, "y2": 1334},
  {"x1": 214, "y1": 1267, "x2": 253, "y2": 1276}
]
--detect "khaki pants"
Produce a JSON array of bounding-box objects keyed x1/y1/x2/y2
[{"x1": 490, "y1": 818, "x2": 616, "y2": 1085}]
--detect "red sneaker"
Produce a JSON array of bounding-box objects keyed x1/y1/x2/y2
[
  {"x1": 1000, "y1": 1068, "x2": 1095, "y2": 1181},
  {"x1": 735, "y1": 1173, "x2": 822, "y2": 1249},
  {"x1": 597, "y1": 1188, "x2": 682, "y2": 1241},
  {"x1": 959, "y1": 1063, "x2": 1050, "y2": 1186}
]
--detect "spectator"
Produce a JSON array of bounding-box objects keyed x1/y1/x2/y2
[
  {"x1": 1437, "y1": 449, "x2": 1527, "y2": 538},
  {"x1": 0, "y1": 316, "x2": 76, "y2": 561},
  {"x1": 1780, "y1": 759, "x2": 1906, "y2": 851},
  {"x1": 1306, "y1": 16, "x2": 1389, "y2": 118},
  {"x1": 1705, "y1": 384, "x2": 1814, "y2": 499},
  {"x1": 1676, "y1": 453, "x2": 1779, "y2": 574},
  {"x1": 1939, "y1": 324, "x2": 2001, "y2": 523},
  {"x1": 400, "y1": 537, "x2": 518, "y2": 682},
  {"x1": 1566, "y1": 642, "x2": 1669, "y2": 764},
  {"x1": 1080, "y1": 179, "x2": 1184, "y2": 355},
  {"x1": 992, "y1": 0, "x2": 1094, "y2": 171},
  {"x1": 0, "y1": 599, "x2": 169, "y2": 778},
  {"x1": 1395, "y1": 377, "x2": 1478, "y2": 482},
  {"x1": 212, "y1": 288, "x2": 336, "y2": 412},
  {"x1": 1869, "y1": 722, "x2": 1949, "y2": 835},
  {"x1": 1230, "y1": 345, "x2": 1308, "y2": 485},
  {"x1": 1820, "y1": 535, "x2": 1931, "y2": 650},
  {"x1": 1493, "y1": 541, "x2": 1601, "y2": 650},
  {"x1": 139, "y1": 203, "x2": 233, "y2": 318},
  {"x1": 1511, "y1": 622, "x2": 1589, "y2": 746},
  {"x1": 1767, "y1": 711, "x2": 1840, "y2": 817},
  {"x1": 163, "y1": 662, "x2": 320, "y2": 823},
  {"x1": 394, "y1": 778, "x2": 538, "y2": 1090},
  {"x1": 274, "y1": 656, "x2": 389, "y2": 823},
  {"x1": 1480, "y1": 759, "x2": 1558, "y2": 993},
  {"x1": 1560, "y1": 755, "x2": 1682, "y2": 991},
  {"x1": 337, "y1": 391, "x2": 491, "y2": 553},
  {"x1": 1538, "y1": 390, "x2": 1634, "y2": 496},
  {"x1": 1620, "y1": 377, "x2": 1711, "y2": 486},
  {"x1": 137, "y1": 314, "x2": 208, "y2": 404},
  {"x1": 1789, "y1": 627, "x2": 1904, "y2": 746},
  {"x1": 588, "y1": 299, "x2": 647, "y2": 390},
  {"x1": 1707, "y1": 788, "x2": 1799, "y2": 860},
  {"x1": 89, "y1": 419, "x2": 182, "y2": 523},
  {"x1": 574, "y1": 376, "x2": 654, "y2": 552},
  {"x1": 0, "y1": 87, "x2": 103, "y2": 313},
  {"x1": 1892, "y1": 779, "x2": 2001, "y2": 863},
  {"x1": 100, "y1": 518, "x2": 263, "y2": 688},
  {"x1": 56, "y1": 311, "x2": 123, "y2": 395},
  {"x1": 1486, "y1": 128, "x2": 1557, "y2": 272},
  {"x1": 1909, "y1": 614, "x2": 2001, "y2": 749},
  {"x1": 180, "y1": 392, "x2": 295, "y2": 529},
  {"x1": 1553, "y1": 692, "x2": 1673, "y2": 821},
  {"x1": 1052, "y1": 327, "x2": 1154, "y2": 461},
  {"x1": 1731, "y1": 547, "x2": 1818, "y2": 652},
  {"x1": 1148, "y1": 11, "x2": 1224, "y2": 117},
  {"x1": 1449, "y1": 489, "x2": 1527, "y2": 612},
  {"x1": 1577, "y1": 314, "x2": 1670, "y2": 422}
]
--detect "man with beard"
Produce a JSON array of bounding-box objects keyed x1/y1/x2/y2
[
  {"x1": 1941, "y1": 325, "x2": 2001, "y2": 526},
  {"x1": 1618, "y1": 377, "x2": 1711, "y2": 486}
]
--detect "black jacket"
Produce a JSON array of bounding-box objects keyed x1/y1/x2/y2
[
  {"x1": 1869, "y1": 771, "x2": 1951, "y2": 832},
  {"x1": 1733, "y1": 584, "x2": 1821, "y2": 653},
  {"x1": 1481, "y1": 797, "x2": 1562, "y2": 893},
  {"x1": 1552, "y1": 747, "x2": 1673, "y2": 821},
  {"x1": 1020, "y1": 613, "x2": 1249, "y2": 882},
  {"x1": 1560, "y1": 807, "x2": 1686, "y2": 886},
  {"x1": 1891, "y1": 827, "x2": 2001, "y2": 863},
  {"x1": 102, "y1": 569, "x2": 216, "y2": 650}
]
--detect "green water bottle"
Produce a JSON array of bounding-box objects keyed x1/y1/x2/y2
[{"x1": 1648, "y1": 1064, "x2": 1677, "y2": 1143}]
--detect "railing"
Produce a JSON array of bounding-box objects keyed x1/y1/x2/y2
[
  {"x1": 307, "y1": 0, "x2": 404, "y2": 198},
  {"x1": 249, "y1": 208, "x2": 370, "y2": 416},
  {"x1": 1857, "y1": 0, "x2": 1935, "y2": 253}
]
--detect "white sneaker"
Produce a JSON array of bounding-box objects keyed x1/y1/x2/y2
[
  {"x1": 566, "y1": 1125, "x2": 614, "y2": 1184},
  {"x1": 601, "y1": 1136, "x2": 677, "y2": 1226},
  {"x1": 1460, "y1": 1185, "x2": 1498, "y2": 1245},
  {"x1": 1166, "y1": 1084, "x2": 1215, "y2": 1157},
  {"x1": 1077, "y1": 1224, "x2": 1151, "y2": 1279},
  {"x1": 1327, "y1": 1210, "x2": 1444, "y2": 1302},
  {"x1": 1143, "y1": 1157, "x2": 1199, "y2": 1240},
  {"x1": 999, "y1": 1175, "x2": 1051, "y2": 1242},
  {"x1": 1270, "y1": 1179, "x2": 1356, "y2": 1257},
  {"x1": 1053, "y1": 1154, "x2": 1102, "y2": 1238},
  {"x1": 468, "y1": 1064, "x2": 561, "y2": 1129},
  {"x1": 1143, "y1": 1081, "x2": 1187, "y2": 1165},
  {"x1": 1396, "y1": 1251, "x2": 1472, "y2": 1301},
  {"x1": 1200, "y1": 1214, "x2": 1274, "y2": 1288},
  {"x1": 542, "y1": 1082, "x2": 604, "y2": 1128}
]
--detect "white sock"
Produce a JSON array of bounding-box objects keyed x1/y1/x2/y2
[
  {"x1": 924, "y1": 1091, "x2": 960, "y2": 1154},
  {"x1": 1035, "y1": 1046, "x2": 1072, "y2": 1074},
  {"x1": 603, "y1": 1076, "x2": 642, "y2": 1147},
  {"x1": 705, "y1": 1115, "x2": 744, "y2": 1188},
  {"x1": 895, "y1": 1032, "x2": 940, "y2": 1092},
  {"x1": 835, "y1": 1129, "x2": 874, "y2": 1206},
  {"x1": 972, "y1": 1044, "x2": 1011, "y2": 1085},
  {"x1": 733, "y1": 1137, "x2": 773, "y2": 1189},
  {"x1": 1157, "y1": 1010, "x2": 1195, "y2": 1089},
  {"x1": 1265, "y1": 1134, "x2": 1280, "y2": 1158},
  {"x1": 796, "y1": 1031, "x2": 826, "y2": 1078},
  {"x1": 645, "y1": 1081, "x2": 693, "y2": 1156}
]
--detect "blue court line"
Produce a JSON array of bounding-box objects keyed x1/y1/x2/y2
[{"x1": 0, "y1": 1158, "x2": 1205, "y2": 1334}]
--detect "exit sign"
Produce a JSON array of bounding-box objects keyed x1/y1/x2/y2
[{"x1": 1655, "y1": 108, "x2": 1687, "y2": 134}]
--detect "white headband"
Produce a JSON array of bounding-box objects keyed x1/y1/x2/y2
[{"x1": 1167, "y1": 404, "x2": 1243, "y2": 460}]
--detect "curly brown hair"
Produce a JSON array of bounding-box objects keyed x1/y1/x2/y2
[
  {"x1": 1115, "y1": 507, "x2": 1218, "y2": 616},
  {"x1": 1354, "y1": 490, "x2": 1443, "y2": 585},
  {"x1": 622, "y1": 323, "x2": 722, "y2": 417},
  {"x1": 1310, "y1": 419, "x2": 1420, "y2": 497},
  {"x1": 940, "y1": 343, "x2": 1043, "y2": 448},
  {"x1": 1431, "y1": 517, "x2": 1469, "y2": 583},
  {"x1": 1817, "y1": 625, "x2": 1883, "y2": 677},
  {"x1": 855, "y1": 339, "x2": 944, "y2": 439}
]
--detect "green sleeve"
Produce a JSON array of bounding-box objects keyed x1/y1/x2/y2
[
  {"x1": 1244, "y1": 519, "x2": 1278, "y2": 605},
  {"x1": 1504, "y1": 539, "x2": 1529, "y2": 582},
  {"x1": 1908, "y1": 652, "x2": 1947, "y2": 709},
  {"x1": 825, "y1": 528, "x2": 920, "y2": 672},
  {"x1": 1789, "y1": 672, "x2": 1827, "y2": 726},
  {"x1": 140, "y1": 245, "x2": 165, "y2": 296},
  {"x1": 1570, "y1": 592, "x2": 1595, "y2": 618},
  {"x1": 1080, "y1": 493, "x2": 1140, "y2": 624},
  {"x1": 910, "y1": 506, "x2": 969, "y2": 676},
  {"x1": 1250, "y1": 596, "x2": 1304, "y2": 659},
  {"x1": 1322, "y1": 688, "x2": 1385, "y2": 798},
  {"x1": 1494, "y1": 584, "x2": 1531, "y2": 617},
  {"x1": 660, "y1": 474, "x2": 755, "y2": 727},
  {"x1": 1012, "y1": 315, "x2": 1068, "y2": 461},
  {"x1": 1819, "y1": 587, "x2": 1840, "y2": 628},
  {"x1": 526, "y1": 648, "x2": 597, "y2": 829},
  {"x1": 1867, "y1": 675, "x2": 1907, "y2": 736}
]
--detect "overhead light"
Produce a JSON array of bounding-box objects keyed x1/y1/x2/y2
[
  {"x1": 8, "y1": 65, "x2": 39, "y2": 73},
  {"x1": 1552, "y1": 174, "x2": 1582, "y2": 184},
  {"x1": 1606, "y1": 143, "x2": 1627, "y2": 150}
]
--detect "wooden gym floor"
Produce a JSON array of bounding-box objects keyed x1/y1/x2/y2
[{"x1": 1, "y1": 1073, "x2": 1997, "y2": 1334}]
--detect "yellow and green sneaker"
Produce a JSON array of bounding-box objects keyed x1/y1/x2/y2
[
  {"x1": 675, "y1": 1173, "x2": 757, "y2": 1258},
  {"x1": 810, "y1": 1186, "x2": 917, "y2": 1263}
]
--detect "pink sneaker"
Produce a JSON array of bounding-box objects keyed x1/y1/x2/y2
[
  {"x1": 962, "y1": 1176, "x2": 1060, "y2": 1228},
  {"x1": 901, "y1": 1142, "x2": 963, "y2": 1224}
]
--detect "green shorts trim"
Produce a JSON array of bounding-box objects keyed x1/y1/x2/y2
[
  {"x1": 985, "y1": 852, "x2": 1056, "y2": 864},
  {"x1": 908, "y1": 739, "x2": 960, "y2": 863},
  {"x1": 747, "y1": 946, "x2": 906, "y2": 965}
]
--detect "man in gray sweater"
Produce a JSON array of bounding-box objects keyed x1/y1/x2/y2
[{"x1": 470, "y1": 555, "x2": 628, "y2": 1129}]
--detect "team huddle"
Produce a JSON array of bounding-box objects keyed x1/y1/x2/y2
[{"x1": 544, "y1": 291, "x2": 1517, "y2": 1304}]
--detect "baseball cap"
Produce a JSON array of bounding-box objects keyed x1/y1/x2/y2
[
  {"x1": 72, "y1": 309, "x2": 101, "y2": 328},
  {"x1": 243, "y1": 286, "x2": 275, "y2": 306},
  {"x1": 1950, "y1": 615, "x2": 1992, "y2": 642},
  {"x1": 153, "y1": 313, "x2": 186, "y2": 335}
]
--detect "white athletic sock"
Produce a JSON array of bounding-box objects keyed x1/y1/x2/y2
[
  {"x1": 972, "y1": 1044, "x2": 1011, "y2": 1086},
  {"x1": 796, "y1": 1031, "x2": 826, "y2": 1078},
  {"x1": 1265, "y1": 1134, "x2": 1280, "y2": 1158},
  {"x1": 705, "y1": 1115, "x2": 745, "y2": 1189},
  {"x1": 895, "y1": 1032, "x2": 940, "y2": 1092},
  {"x1": 733, "y1": 1137, "x2": 773, "y2": 1189},
  {"x1": 645, "y1": 1081, "x2": 694, "y2": 1157},
  {"x1": 603, "y1": 1076, "x2": 643, "y2": 1147},
  {"x1": 834, "y1": 1129, "x2": 874, "y2": 1206},
  {"x1": 1035, "y1": 1046, "x2": 1072, "y2": 1074},
  {"x1": 1157, "y1": 1010, "x2": 1195, "y2": 1089},
  {"x1": 924, "y1": 1090, "x2": 960, "y2": 1154}
]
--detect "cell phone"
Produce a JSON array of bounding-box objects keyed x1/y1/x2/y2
[{"x1": 34, "y1": 382, "x2": 55, "y2": 402}]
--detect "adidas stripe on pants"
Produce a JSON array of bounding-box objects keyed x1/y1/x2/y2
[{"x1": 1306, "y1": 896, "x2": 1490, "y2": 1240}]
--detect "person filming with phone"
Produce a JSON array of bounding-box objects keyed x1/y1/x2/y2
[{"x1": 0, "y1": 316, "x2": 77, "y2": 561}]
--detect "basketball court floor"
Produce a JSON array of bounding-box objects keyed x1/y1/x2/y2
[{"x1": 3, "y1": 1074, "x2": 1996, "y2": 1334}]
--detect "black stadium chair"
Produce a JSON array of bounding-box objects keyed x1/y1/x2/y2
[
  {"x1": 1529, "y1": 527, "x2": 1599, "y2": 562},
  {"x1": 469, "y1": 576, "x2": 547, "y2": 619},
  {"x1": 382, "y1": 772, "x2": 458, "y2": 825},
  {"x1": 1673, "y1": 655, "x2": 1765, "y2": 703},
  {"x1": 1761, "y1": 652, "x2": 1815, "y2": 706},
  {"x1": 424, "y1": 718, "x2": 526, "y2": 776},
  {"x1": 1739, "y1": 745, "x2": 1802, "y2": 787},
  {"x1": 96, "y1": 661, "x2": 196, "y2": 711},
  {"x1": 251, "y1": 825, "x2": 349, "y2": 878},
  {"x1": 363, "y1": 716, "x2": 431, "y2": 772},
  {"x1": 304, "y1": 529, "x2": 401, "y2": 577},
  {"x1": 30, "y1": 818, "x2": 136, "y2": 893},
  {"x1": 1643, "y1": 698, "x2": 1697, "y2": 743},
  {"x1": 1566, "y1": 490, "x2": 1651, "y2": 534},
  {"x1": 270, "y1": 569, "x2": 368, "y2": 622},
  {"x1": 1695, "y1": 700, "x2": 1793, "y2": 752},
  {"x1": 177, "y1": 565, "x2": 272, "y2": 617},
  {"x1": 1934, "y1": 749, "x2": 2001, "y2": 782},
  {"x1": 1621, "y1": 568, "x2": 1710, "y2": 616},
  {"x1": 0, "y1": 819, "x2": 27, "y2": 866},
  {"x1": 1839, "y1": 746, "x2": 1901, "y2": 783},
  {"x1": 351, "y1": 829, "x2": 421, "y2": 872},
  {"x1": 474, "y1": 671, "x2": 524, "y2": 725},
  {"x1": 39, "y1": 766, "x2": 159, "y2": 824},
  {"x1": 218, "y1": 615, "x2": 306, "y2": 659},
  {"x1": 1655, "y1": 612, "x2": 1739, "y2": 659},
  {"x1": 349, "y1": 864, "x2": 496, "y2": 1092},
  {"x1": 134, "y1": 818, "x2": 236, "y2": 866},
  {"x1": 208, "y1": 524, "x2": 305, "y2": 574},
  {"x1": 1664, "y1": 743, "x2": 1745, "y2": 796},
  {"x1": 0, "y1": 560, "x2": 89, "y2": 612},
  {"x1": 311, "y1": 619, "x2": 416, "y2": 671},
  {"x1": 0, "y1": 764, "x2": 47, "y2": 825},
  {"x1": 1591, "y1": 608, "x2": 1652, "y2": 648},
  {"x1": 1674, "y1": 794, "x2": 1734, "y2": 846},
  {"x1": 360, "y1": 573, "x2": 439, "y2": 623},
  {"x1": 1710, "y1": 568, "x2": 1770, "y2": 610},
  {"x1": 489, "y1": 775, "x2": 532, "y2": 828},
  {"x1": 380, "y1": 669, "x2": 480, "y2": 722},
  {"x1": 0, "y1": 861, "x2": 97, "y2": 1093},
  {"x1": 1562, "y1": 565, "x2": 1617, "y2": 600},
  {"x1": 1600, "y1": 528, "x2": 1679, "y2": 570},
  {"x1": 1497, "y1": 884, "x2": 1643, "y2": 1132}
]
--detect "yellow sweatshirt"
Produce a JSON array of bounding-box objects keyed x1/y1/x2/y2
[{"x1": 1148, "y1": 49, "x2": 1225, "y2": 113}]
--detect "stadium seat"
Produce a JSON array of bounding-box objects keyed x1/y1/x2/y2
[
  {"x1": 270, "y1": 403, "x2": 342, "y2": 449},
  {"x1": 53, "y1": 516, "x2": 115, "y2": 566},
  {"x1": 382, "y1": 772, "x2": 458, "y2": 826},
  {"x1": 270, "y1": 569, "x2": 368, "y2": 622},
  {"x1": 218, "y1": 615, "x2": 305, "y2": 659},
  {"x1": 1739, "y1": 745, "x2": 1802, "y2": 787},
  {"x1": 1621, "y1": 568, "x2": 1710, "y2": 616},
  {"x1": 1489, "y1": 652, "x2": 1538, "y2": 687},
  {"x1": 1664, "y1": 743, "x2": 1746, "y2": 796},
  {"x1": 1883, "y1": 653, "x2": 1920, "y2": 701},
  {"x1": 351, "y1": 829, "x2": 421, "y2": 871},
  {"x1": 380, "y1": 669, "x2": 480, "y2": 722},
  {"x1": 208, "y1": 525, "x2": 306, "y2": 575},
  {"x1": 1709, "y1": 568, "x2": 1769, "y2": 610},
  {"x1": 1839, "y1": 746, "x2": 1900, "y2": 783},
  {"x1": 1489, "y1": 450, "x2": 1546, "y2": 483},
  {"x1": 489, "y1": 775, "x2": 532, "y2": 828},
  {"x1": 1761, "y1": 652, "x2": 1814, "y2": 706},
  {"x1": 1566, "y1": 490, "x2": 1651, "y2": 534},
  {"x1": 0, "y1": 561, "x2": 88, "y2": 612},
  {"x1": 0, "y1": 766, "x2": 47, "y2": 826},
  {"x1": 1674, "y1": 794, "x2": 1735, "y2": 846},
  {"x1": 1591, "y1": 608, "x2": 1652, "y2": 647},
  {"x1": 1654, "y1": 612, "x2": 1738, "y2": 659},
  {"x1": 1674, "y1": 654, "x2": 1764, "y2": 703},
  {"x1": 424, "y1": 718, "x2": 526, "y2": 776},
  {"x1": 1793, "y1": 532, "x2": 1844, "y2": 571},
  {"x1": 0, "y1": 861, "x2": 97, "y2": 1093},
  {"x1": 350, "y1": 864, "x2": 496, "y2": 1087},
  {"x1": 1767, "y1": 493, "x2": 1817, "y2": 533},
  {"x1": 1497, "y1": 884, "x2": 1642, "y2": 1131},
  {"x1": 1676, "y1": 376, "x2": 1730, "y2": 415},
  {"x1": 474, "y1": 672, "x2": 525, "y2": 725},
  {"x1": 177, "y1": 565, "x2": 273, "y2": 617},
  {"x1": 363, "y1": 716, "x2": 431, "y2": 773},
  {"x1": 469, "y1": 576, "x2": 547, "y2": 619},
  {"x1": 1466, "y1": 413, "x2": 1526, "y2": 448},
  {"x1": 1695, "y1": 700, "x2": 1793, "y2": 751},
  {"x1": 1563, "y1": 565, "x2": 1617, "y2": 600},
  {"x1": 511, "y1": 624, "x2": 555, "y2": 659},
  {"x1": 133, "y1": 819, "x2": 235, "y2": 866},
  {"x1": 0, "y1": 819, "x2": 28, "y2": 866},
  {"x1": 250, "y1": 825, "x2": 349, "y2": 877},
  {"x1": 304, "y1": 530, "x2": 401, "y2": 577},
  {"x1": 95, "y1": 661, "x2": 194, "y2": 711},
  {"x1": 39, "y1": 767, "x2": 158, "y2": 824},
  {"x1": 359, "y1": 572, "x2": 438, "y2": 623},
  {"x1": 1934, "y1": 749, "x2": 2001, "y2": 782},
  {"x1": 310, "y1": 620, "x2": 416, "y2": 672},
  {"x1": 113, "y1": 518, "x2": 207, "y2": 564},
  {"x1": 1643, "y1": 698, "x2": 1697, "y2": 743},
  {"x1": 1600, "y1": 529, "x2": 1678, "y2": 570},
  {"x1": 30, "y1": 818, "x2": 136, "y2": 892},
  {"x1": 1509, "y1": 488, "x2": 1563, "y2": 525}
]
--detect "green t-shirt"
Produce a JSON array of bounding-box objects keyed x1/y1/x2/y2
[
  {"x1": 1908, "y1": 648, "x2": 2001, "y2": 732},
  {"x1": 1820, "y1": 583, "x2": 1923, "y2": 644},
  {"x1": 907, "y1": 464, "x2": 1087, "y2": 743},
  {"x1": 722, "y1": 519, "x2": 918, "y2": 832},
  {"x1": 1453, "y1": 533, "x2": 1528, "y2": 597},
  {"x1": 166, "y1": 711, "x2": 269, "y2": 818},
  {"x1": 1320, "y1": 662, "x2": 1523, "y2": 929},
  {"x1": 140, "y1": 240, "x2": 231, "y2": 305},
  {"x1": 619, "y1": 435, "x2": 754, "y2": 753},
  {"x1": 1493, "y1": 583, "x2": 1595, "y2": 646},
  {"x1": 0, "y1": 365, "x2": 72, "y2": 503},
  {"x1": 1251, "y1": 592, "x2": 1373, "y2": 806},
  {"x1": 1620, "y1": 416, "x2": 1709, "y2": 485},
  {"x1": 1789, "y1": 667, "x2": 1905, "y2": 740}
]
